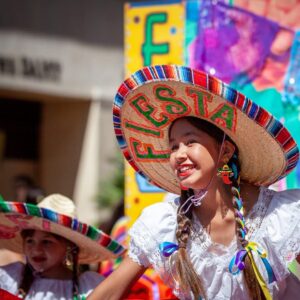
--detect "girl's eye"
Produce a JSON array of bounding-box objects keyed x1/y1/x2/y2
[
  {"x1": 42, "y1": 239, "x2": 53, "y2": 246},
  {"x1": 25, "y1": 238, "x2": 34, "y2": 245},
  {"x1": 170, "y1": 144, "x2": 178, "y2": 152},
  {"x1": 187, "y1": 140, "x2": 197, "y2": 146}
]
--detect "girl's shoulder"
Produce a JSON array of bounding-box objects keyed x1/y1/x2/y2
[
  {"x1": 265, "y1": 187, "x2": 300, "y2": 221},
  {"x1": 78, "y1": 271, "x2": 104, "y2": 295},
  {"x1": 128, "y1": 196, "x2": 179, "y2": 267},
  {"x1": 79, "y1": 270, "x2": 104, "y2": 283},
  {"x1": 135, "y1": 196, "x2": 179, "y2": 233},
  {"x1": 0, "y1": 262, "x2": 23, "y2": 294},
  {"x1": 0, "y1": 262, "x2": 24, "y2": 279},
  {"x1": 253, "y1": 187, "x2": 300, "y2": 233},
  {"x1": 254, "y1": 188, "x2": 300, "y2": 279},
  {"x1": 271, "y1": 187, "x2": 300, "y2": 204},
  {"x1": 0, "y1": 261, "x2": 24, "y2": 273},
  {"x1": 31, "y1": 271, "x2": 104, "y2": 298},
  {"x1": 248, "y1": 187, "x2": 300, "y2": 226},
  {"x1": 0, "y1": 264, "x2": 104, "y2": 299}
]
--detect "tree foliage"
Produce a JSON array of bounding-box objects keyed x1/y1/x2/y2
[{"x1": 96, "y1": 151, "x2": 124, "y2": 208}]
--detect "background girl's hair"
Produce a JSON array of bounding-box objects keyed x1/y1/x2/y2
[
  {"x1": 18, "y1": 261, "x2": 34, "y2": 297},
  {"x1": 171, "y1": 116, "x2": 266, "y2": 299},
  {"x1": 19, "y1": 230, "x2": 36, "y2": 296},
  {"x1": 72, "y1": 246, "x2": 80, "y2": 299}
]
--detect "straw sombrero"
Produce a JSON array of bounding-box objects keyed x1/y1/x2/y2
[
  {"x1": 113, "y1": 65, "x2": 299, "y2": 195},
  {"x1": 0, "y1": 194, "x2": 125, "y2": 264}
]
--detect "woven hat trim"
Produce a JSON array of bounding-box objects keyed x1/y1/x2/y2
[{"x1": 113, "y1": 65, "x2": 299, "y2": 193}]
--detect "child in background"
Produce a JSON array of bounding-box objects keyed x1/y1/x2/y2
[
  {"x1": 87, "y1": 65, "x2": 300, "y2": 300},
  {"x1": 0, "y1": 182, "x2": 44, "y2": 268},
  {"x1": 0, "y1": 193, "x2": 125, "y2": 299}
]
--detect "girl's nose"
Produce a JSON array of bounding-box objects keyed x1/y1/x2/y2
[
  {"x1": 32, "y1": 243, "x2": 43, "y2": 253},
  {"x1": 175, "y1": 144, "x2": 187, "y2": 163}
]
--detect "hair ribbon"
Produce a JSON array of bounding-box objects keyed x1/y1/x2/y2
[
  {"x1": 229, "y1": 241, "x2": 276, "y2": 300},
  {"x1": 159, "y1": 241, "x2": 179, "y2": 257}
]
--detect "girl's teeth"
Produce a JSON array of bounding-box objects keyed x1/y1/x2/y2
[
  {"x1": 180, "y1": 166, "x2": 192, "y2": 172},
  {"x1": 178, "y1": 166, "x2": 194, "y2": 175}
]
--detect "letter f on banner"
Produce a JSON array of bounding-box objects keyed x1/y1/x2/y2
[{"x1": 142, "y1": 13, "x2": 169, "y2": 66}]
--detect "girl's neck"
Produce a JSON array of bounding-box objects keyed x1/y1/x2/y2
[
  {"x1": 193, "y1": 181, "x2": 260, "y2": 226},
  {"x1": 37, "y1": 265, "x2": 73, "y2": 280}
]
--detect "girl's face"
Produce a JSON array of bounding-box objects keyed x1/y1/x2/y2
[
  {"x1": 169, "y1": 118, "x2": 221, "y2": 190},
  {"x1": 23, "y1": 230, "x2": 69, "y2": 277}
]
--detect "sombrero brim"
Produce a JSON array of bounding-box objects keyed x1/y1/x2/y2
[
  {"x1": 113, "y1": 65, "x2": 299, "y2": 195},
  {"x1": 0, "y1": 201, "x2": 125, "y2": 264}
]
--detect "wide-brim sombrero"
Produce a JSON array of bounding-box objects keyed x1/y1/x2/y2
[
  {"x1": 113, "y1": 65, "x2": 299, "y2": 195},
  {"x1": 0, "y1": 199, "x2": 125, "y2": 264}
]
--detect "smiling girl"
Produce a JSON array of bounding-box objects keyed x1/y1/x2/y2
[
  {"x1": 0, "y1": 194, "x2": 125, "y2": 299},
  {"x1": 87, "y1": 65, "x2": 300, "y2": 300}
]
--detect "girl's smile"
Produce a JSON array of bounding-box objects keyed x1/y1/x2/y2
[
  {"x1": 32, "y1": 256, "x2": 46, "y2": 263},
  {"x1": 169, "y1": 118, "x2": 221, "y2": 190},
  {"x1": 176, "y1": 163, "x2": 196, "y2": 179},
  {"x1": 23, "y1": 230, "x2": 71, "y2": 279}
]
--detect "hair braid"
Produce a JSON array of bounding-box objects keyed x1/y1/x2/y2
[
  {"x1": 228, "y1": 153, "x2": 266, "y2": 300},
  {"x1": 18, "y1": 230, "x2": 36, "y2": 297},
  {"x1": 71, "y1": 246, "x2": 80, "y2": 299},
  {"x1": 18, "y1": 262, "x2": 34, "y2": 298},
  {"x1": 174, "y1": 189, "x2": 206, "y2": 299}
]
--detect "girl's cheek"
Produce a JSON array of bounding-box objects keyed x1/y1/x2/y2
[
  {"x1": 23, "y1": 246, "x2": 32, "y2": 254},
  {"x1": 169, "y1": 156, "x2": 176, "y2": 169}
]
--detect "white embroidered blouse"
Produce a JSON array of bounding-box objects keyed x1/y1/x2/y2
[
  {"x1": 0, "y1": 262, "x2": 104, "y2": 299},
  {"x1": 128, "y1": 187, "x2": 300, "y2": 300}
]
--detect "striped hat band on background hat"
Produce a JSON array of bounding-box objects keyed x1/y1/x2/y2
[{"x1": 0, "y1": 194, "x2": 125, "y2": 263}]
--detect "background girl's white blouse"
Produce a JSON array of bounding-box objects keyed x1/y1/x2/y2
[
  {"x1": 0, "y1": 262, "x2": 104, "y2": 299},
  {"x1": 128, "y1": 187, "x2": 300, "y2": 300}
]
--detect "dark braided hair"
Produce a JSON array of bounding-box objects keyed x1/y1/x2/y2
[
  {"x1": 228, "y1": 154, "x2": 266, "y2": 300},
  {"x1": 71, "y1": 246, "x2": 80, "y2": 299},
  {"x1": 174, "y1": 189, "x2": 206, "y2": 299},
  {"x1": 170, "y1": 117, "x2": 267, "y2": 299},
  {"x1": 18, "y1": 261, "x2": 34, "y2": 298},
  {"x1": 19, "y1": 230, "x2": 37, "y2": 297}
]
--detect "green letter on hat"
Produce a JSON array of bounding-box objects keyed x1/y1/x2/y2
[{"x1": 210, "y1": 104, "x2": 237, "y2": 132}]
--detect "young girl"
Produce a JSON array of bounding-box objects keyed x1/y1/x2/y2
[
  {"x1": 87, "y1": 65, "x2": 300, "y2": 300},
  {"x1": 0, "y1": 193, "x2": 125, "y2": 299}
]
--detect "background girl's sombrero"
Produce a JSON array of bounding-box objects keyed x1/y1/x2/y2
[
  {"x1": 0, "y1": 194, "x2": 125, "y2": 264},
  {"x1": 113, "y1": 65, "x2": 299, "y2": 195}
]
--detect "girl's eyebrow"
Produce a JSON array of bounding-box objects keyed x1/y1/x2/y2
[
  {"x1": 38, "y1": 233, "x2": 55, "y2": 239},
  {"x1": 169, "y1": 132, "x2": 196, "y2": 143}
]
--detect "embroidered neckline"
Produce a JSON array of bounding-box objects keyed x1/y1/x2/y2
[
  {"x1": 189, "y1": 187, "x2": 275, "y2": 252},
  {"x1": 245, "y1": 187, "x2": 275, "y2": 240}
]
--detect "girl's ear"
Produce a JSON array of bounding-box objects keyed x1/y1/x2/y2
[{"x1": 222, "y1": 140, "x2": 236, "y2": 162}]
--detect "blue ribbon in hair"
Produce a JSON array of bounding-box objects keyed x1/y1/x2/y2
[
  {"x1": 229, "y1": 242, "x2": 276, "y2": 284},
  {"x1": 159, "y1": 242, "x2": 179, "y2": 257}
]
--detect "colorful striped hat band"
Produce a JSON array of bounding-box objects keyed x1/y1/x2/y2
[
  {"x1": 113, "y1": 65, "x2": 299, "y2": 195},
  {"x1": 0, "y1": 194, "x2": 125, "y2": 263}
]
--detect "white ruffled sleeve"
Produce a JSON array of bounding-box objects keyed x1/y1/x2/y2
[
  {"x1": 261, "y1": 188, "x2": 300, "y2": 280},
  {"x1": 128, "y1": 201, "x2": 178, "y2": 269}
]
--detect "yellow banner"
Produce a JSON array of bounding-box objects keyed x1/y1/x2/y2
[
  {"x1": 125, "y1": 1, "x2": 185, "y2": 75},
  {"x1": 124, "y1": 1, "x2": 184, "y2": 226}
]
